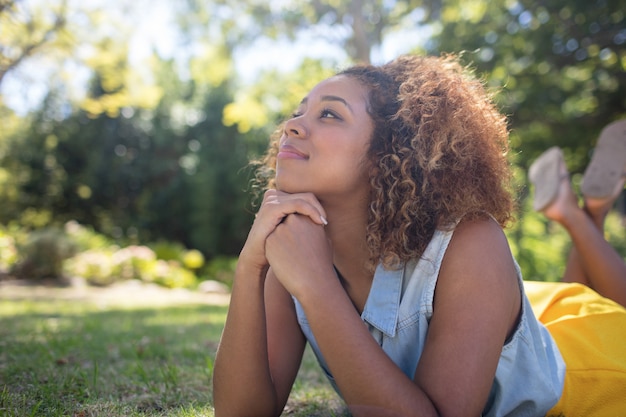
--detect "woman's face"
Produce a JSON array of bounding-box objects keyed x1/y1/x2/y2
[{"x1": 275, "y1": 75, "x2": 374, "y2": 202}]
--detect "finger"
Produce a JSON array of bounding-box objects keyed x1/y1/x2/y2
[{"x1": 262, "y1": 190, "x2": 328, "y2": 225}]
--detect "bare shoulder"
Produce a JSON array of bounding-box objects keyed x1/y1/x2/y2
[
  {"x1": 443, "y1": 217, "x2": 517, "y2": 280},
  {"x1": 436, "y1": 216, "x2": 521, "y2": 329},
  {"x1": 449, "y1": 216, "x2": 511, "y2": 253}
]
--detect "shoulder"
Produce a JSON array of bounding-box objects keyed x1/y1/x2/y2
[
  {"x1": 435, "y1": 216, "x2": 521, "y2": 325},
  {"x1": 444, "y1": 216, "x2": 516, "y2": 275}
]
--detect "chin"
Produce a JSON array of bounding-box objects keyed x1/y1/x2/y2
[
  {"x1": 275, "y1": 184, "x2": 303, "y2": 194},
  {"x1": 275, "y1": 179, "x2": 310, "y2": 195}
]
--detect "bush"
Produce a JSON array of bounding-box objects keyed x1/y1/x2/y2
[
  {"x1": 0, "y1": 228, "x2": 18, "y2": 273},
  {"x1": 11, "y1": 227, "x2": 76, "y2": 280},
  {"x1": 150, "y1": 240, "x2": 187, "y2": 262},
  {"x1": 64, "y1": 244, "x2": 198, "y2": 288},
  {"x1": 2, "y1": 221, "x2": 204, "y2": 288},
  {"x1": 141, "y1": 259, "x2": 197, "y2": 288},
  {"x1": 205, "y1": 256, "x2": 238, "y2": 288},
  {"x1": 64, "y1": 220, "x2": 113, "y2": 251}
]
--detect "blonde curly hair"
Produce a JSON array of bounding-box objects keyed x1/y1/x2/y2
[{"x1": 254, "y1": 54, "x2": 514, "y2": 269}]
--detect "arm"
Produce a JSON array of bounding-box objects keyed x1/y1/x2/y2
[
  {"x1": 212, "y1": 265, "x2": 305, "y2": 417},
  {"x1": 212, "y1": 190, "x2": 326, "y2": 417},
  {"x1": 267, "y1": 216, "x2": 520, "y2": 417},
  {"x1": 413, "y1": 218, "x2": 521, "y2": 416}
]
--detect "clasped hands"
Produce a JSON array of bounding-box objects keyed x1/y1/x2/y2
[{"x1": 240, "y1": 189, "x2": 336, "y2": 298}]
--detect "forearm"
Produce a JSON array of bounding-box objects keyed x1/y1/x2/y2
[
  {"x1": 299, "y1": 281, "x2": 438, "y2": 417},
  {"x1": 212, "y1": 264, "x2": 280, "y2": 417}
]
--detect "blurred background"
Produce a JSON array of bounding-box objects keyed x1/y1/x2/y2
[{"x1": 1, "y1": 0, "x2": 625, "y2": 288}]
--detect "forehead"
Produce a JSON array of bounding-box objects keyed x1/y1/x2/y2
[{"x1": 304, "y1": 75, "x2": 369, "y2": 110}]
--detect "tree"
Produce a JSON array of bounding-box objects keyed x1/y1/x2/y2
[
  {"x1": 0, "y1": 0, "x2": 69, "y2": 86},
  {"x1": 3, "y1": 0, "x2": 624, "y2": 266},
  {"x1": 427, "y1": 0, "x2": 626, "y2": 171},
  {"x1": 421, "y1": 0, "x2": 626, "y2": 276},
  {"x1": 178, "y1": 0, "x2": 442, "y2": 63}
]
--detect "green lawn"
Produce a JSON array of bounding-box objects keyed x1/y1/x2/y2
[{"x1": 0, "y1": 294, "x2": 346, "y2": 416}]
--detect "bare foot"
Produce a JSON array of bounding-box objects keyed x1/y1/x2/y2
[{"x1": 542, "y1": 165, "x2": 580, "y2": 224}]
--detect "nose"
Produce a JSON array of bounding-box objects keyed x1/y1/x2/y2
[{"x1": 284, "y1": 116, "x2": 307, "y2": 139}]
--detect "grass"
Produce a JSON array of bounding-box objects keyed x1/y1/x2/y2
[{"x1": 0, "y1": 295, "x2": 346, "y2": 416}]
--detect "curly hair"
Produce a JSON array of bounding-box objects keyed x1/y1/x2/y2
[{"x1": 253, "y1": 54, "x2": 514, "y2": 269}]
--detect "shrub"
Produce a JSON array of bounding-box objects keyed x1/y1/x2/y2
[
  {"x1": 11, "y1": 227, "x2": 76, "y2": 280},
  {"x1": 142, "y1": 259, "x2": 197, "y2": 288},
  {"x1": 150, "y1": 240, "x2": 187, "y2": 262},
  {"x1": 63, "y1": 239, "x2": 198, "y2": 288},
  {"x1": 0, "y1": 228, "x2": 18, "y2": 272},
  {"x1": 64, "y1": 220, "x2": 113, "y2": 251},
  {"x1": 205, "y1": 256, "x2": 238, "y2": 288},
  {"x1": 63, "y1": 248, "x2": 117, "y2": 286},
  {"x1": 7, "y1": 221, "x2": 211, "y2": 289}
]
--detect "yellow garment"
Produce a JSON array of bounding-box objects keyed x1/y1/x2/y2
[{"x1": 524, "y1": 281, "x2": 626, "y2": 416}]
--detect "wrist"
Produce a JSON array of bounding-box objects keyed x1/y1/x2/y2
[
  {"x1": 290, "y1": 267, "x2": 343, "y2": 305},
  {"x1": 234, "y1": 261, "x2": 269, "y2": 281}
]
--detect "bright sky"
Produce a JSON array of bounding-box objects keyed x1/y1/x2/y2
[{"x1": 1, "y1": 0, "x2": 426, "y2": 115}]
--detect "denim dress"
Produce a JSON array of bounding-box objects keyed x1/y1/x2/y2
[{"x1": 293, "y1": 228, "x2": 566, "y2": 416}]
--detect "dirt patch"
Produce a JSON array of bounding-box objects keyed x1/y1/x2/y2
[{"x1": 0, "y1": 278, "x2": 230, "y2": 308}]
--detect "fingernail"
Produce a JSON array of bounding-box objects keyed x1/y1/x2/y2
[{"x1": 320, "y1": 216, "x2": 328, "y2": 225}]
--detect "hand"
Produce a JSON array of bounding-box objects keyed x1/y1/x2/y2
[
  {"x1": 239, "y1": 190, "x2": 328, "y2": 276},
  {"x1": 265, "y1": 212, "x2": 335, "y2": 299}
]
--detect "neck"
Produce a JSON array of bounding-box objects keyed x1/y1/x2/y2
[
  {"x1": 321, "y1": 197, "x2": 369, "y2": 263},
  {"x1": 321, "y1": 198, "x2": 374, "y2": 312}
]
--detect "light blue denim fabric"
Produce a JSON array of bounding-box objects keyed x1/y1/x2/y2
[{"x1": 293, "y1": 228, "x2": 565, "y2": 416}]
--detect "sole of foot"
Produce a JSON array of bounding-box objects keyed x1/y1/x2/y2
[
  {"x1": 581, "y1": 119, "x2": 626, "y2": 200},
  {"x1": 529, "y1": 146, "x2": 566, "y2": 212}
]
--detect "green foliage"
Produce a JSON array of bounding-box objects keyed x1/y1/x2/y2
[
  {"x1": 60, "y1": 222, "x2": 201, "y2": 288},
  {"x1": 506, "y1": 205, "x2": 571, "y2": 282},
  {"x1": 64, "y1": 245, "x2": 149, "y2": 287},
  {"x1": 185, "y1": 0, "x2": 442, "y2": 63},
  {"x1": 605, "y1": 209, "x2": 626, "y2": 256},
  {"x1": 0, "y1": 226, "x2": 19, "y2": 272},
  {"x1": 1, "y1": 0, "x2": 625, "y2": 284},
  {"x1": 223, "y1": 58, "x2": 336, "y2": 132},
  {"x1": 64, "y1": 220, "x2": 113, "y2": 251},
  {"x1": 150, "y1": 240, "x2": 188, "y2": 262},
  {"x1": 11, "y1": 227, "x2": 76, "y2": 280},
  {"x1": 0, "y1": 0, "x2": 72, "y2": 85},
  {"x1": 205, "y1": 256, "x2": 238, "y2": 288},
  {"x1": 0, "y1": 53, "x2": 258, "y2": 259},
  {"x1": 427, "y1": 0, "x2": 626, "y2": 173},
  {"x1": 63, "y1": 243, "x2": 200, "y2": 289},
  {"x1": 0, "y1": 221, "x2": 205, "y2": 288}
]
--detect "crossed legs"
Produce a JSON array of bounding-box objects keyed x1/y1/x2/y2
[{"x1": 529, "y1": 120, "x2": 626, "y2": 307}]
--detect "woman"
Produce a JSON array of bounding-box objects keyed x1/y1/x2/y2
[{"x1": 212, "y1": 55, "x2": 624, "y2": 416}]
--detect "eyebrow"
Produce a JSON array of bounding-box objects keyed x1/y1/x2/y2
[{"x1": 300, "y1": 95, "x2": 354, "y2": 113}]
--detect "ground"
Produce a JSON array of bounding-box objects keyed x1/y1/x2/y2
[{"x1": 0, "y1": 277, "x2": 231, "y2": 307}]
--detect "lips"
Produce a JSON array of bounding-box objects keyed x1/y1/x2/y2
[{"x1": 277, "y1": 144, "x2": 308, "y2": 160}]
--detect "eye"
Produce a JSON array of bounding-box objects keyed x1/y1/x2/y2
[
  {"x1": 320, "y1": 108, "x2": 341, "y2": 120},
  {"x1": 290, "y1": 111, "x2": 303, "y2": 119}
]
